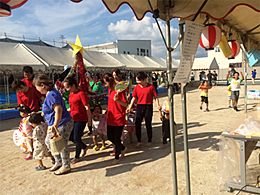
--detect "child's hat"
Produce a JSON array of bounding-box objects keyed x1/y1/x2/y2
[{"x1": 162, "y1": 100, "x2": 169, "y2": 113}]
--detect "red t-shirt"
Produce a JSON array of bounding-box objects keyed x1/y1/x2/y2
[
  {"x1": 107, "y1": 89, "x2": 127, "y2": 126},
  {"x1": 69, "y1": 90, "x2": 89, "y2": 122},
  {"x1": 21, "y1": 78, "x2": 33, "y2": 88},
  {"x1": 132, "y1": 83, "x2": 157, "y2": 105},
  {"x1": 17, "y1": 87, "x2": 42, "y2": 112},
  {"x1": 21, "y1": 78, "x2": 42, "y2": 97}
]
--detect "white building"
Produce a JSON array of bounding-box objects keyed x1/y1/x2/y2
[
  {"x1": 84, "y1": 40, "x2": 151, "y2": 56},
  {"x1": 191, "y1": 46, "x2": 260, "y2": 80}
]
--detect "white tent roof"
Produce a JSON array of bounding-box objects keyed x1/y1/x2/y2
[
  {"x1": 103, "y1": 0, "x2": 260, "y2": 51},
  {"x1": 83, "y1": 51, "x2": 125, "y2": 69},
  {"x1": 0, "y1": 42, "x2": 180, "y2": 73},
  {"x1": 23, "y1": 44, "x2": 93, "y2": 71},
  {"x1": 0, "y1": 42, "x2": 45, "y2": 72},
  {"x1": 192, "y1": 57, "x2": 219, "y2": 70},
  {"x1": 129, "y1": 55, "x2": 165, "y2": 70}
]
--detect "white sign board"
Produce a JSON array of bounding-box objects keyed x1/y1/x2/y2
[{"x1": 173, "y1": 20, "x2": 204, "y2": 83}]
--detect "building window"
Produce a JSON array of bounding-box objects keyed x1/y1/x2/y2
[
  {"x1": 127, "y1": 51, "x2": 130, "y2": 54},
  {"x1": 140, "y1": 48, "x2": 145, "y2": 56},
  {"x1": 123, "y1": 51, "x2": 126, "y2": 54},
  {"x1": 229, "y1": 63, "x2": 242, "y2": 68},
  {"x1": 137, "y1": 48, "x2": 139, "y2": 55},
  {"x1": 147, "y1": 49, "x2": 149, "y2": 56}
]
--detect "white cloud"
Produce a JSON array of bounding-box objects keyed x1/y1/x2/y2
[
  {"x1": 108, "y1": 16, "x2": 179, "y2": 58},
  {"x1": 0, "y1": 0, "x2": 107, "y2": 42}
]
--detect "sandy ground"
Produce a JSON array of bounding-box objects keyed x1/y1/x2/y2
[{"x1": 1, "y1": 84, "x2": 260, "y2": 195}]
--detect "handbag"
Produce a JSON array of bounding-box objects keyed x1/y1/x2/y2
[{"x1": 49, "y1": 126, "x2": 65, "y2": 155}]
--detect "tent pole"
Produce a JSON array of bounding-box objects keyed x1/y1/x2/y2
[
  {"x1": 240, "y1": 44, "x2": 248, "y2": 113},
  {"x1": 243, "y1": 55, "x2": 247, "y2": 113},
  {"x1": 166, "y1": 9, "x2": 178, "y2": 195},
  {"x1": 179, "y1": 23, "x2": 191, "y2": 195},
  {"x1": 6, "y1": 73, "x2": 10, "y2": 105}
]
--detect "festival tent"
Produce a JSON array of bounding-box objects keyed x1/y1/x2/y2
[
  {"x1": 82, "y1": 50, "x2": 125, "y2": 70},
  {"x1": 101, "y1": 0, "x2": 260, "y2": 194},
  {"x1": 149, "y1": 56, "x2": 179, "y2": 71},
  {"x1": 192, "y1": 57, "x2": 219, "y2": 70},
  {"x1": 23, "y1": 44, "x2": 94, "y2": 72},
  {"x1": 0, "y1": 42, "x2": 45, "y2": 73},
  {"x1": 130, "y1": 55, "x2": 168, "y2": 70}
]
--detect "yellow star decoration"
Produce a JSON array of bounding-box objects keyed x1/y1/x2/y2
[{"x1": 69, "y1": 35, "x2": 86, "y2": 57}]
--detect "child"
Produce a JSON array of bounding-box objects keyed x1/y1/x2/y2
[
  {"x1": 229, "y1": 71, "x2": 244, "y2": 111},
  {"x1": 198, "y1": 80, "x2": 212, "y2": 111},
  {"x1": 126, "y1": 106, "x2": 136, "y2": 143},
  {"x1": 17, "y1": 105, "x2": 33, "y2": 160},
  {"x1": 29, "y1": 113, "x2": 51, "y2": 171},
  {"x1": 92, "y1": 105, "x2": 107, "y2": 150},
  {"x1": 227, "y1": 85, "x2": 232, "y2": 108},
  {"x1": 159, "y1": 102, "x2": 177, "y2": 149}
]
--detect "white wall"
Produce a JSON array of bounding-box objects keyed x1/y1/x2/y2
[
  {"x1": 117, "y1": 40, "x2": 151, "y2": 56},
  {"x1": 208, "y1": 46, "x2": 243, "y2": 69}
]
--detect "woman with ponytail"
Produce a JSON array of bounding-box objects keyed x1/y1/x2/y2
[{"x1": 103, "y1": 73, "x2": 128, "y2": 165}]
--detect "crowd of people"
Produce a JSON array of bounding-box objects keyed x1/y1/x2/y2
[
  {"x1": 13, "y1": 66, "x2": 176, "y2": 175},
  {"x1": 11, "y1": 63, "x2": 253, "y2": 175}
]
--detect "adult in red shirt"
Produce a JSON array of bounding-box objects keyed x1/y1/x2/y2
[
  {"x1": 127, "y1": 72, "x2": 161, "y2": 147},
  {"x1": 12, "y1": 79, "x2": 42, "y2": 112},
  {"x1": 63, "y1": 76, "x2": 92, "y2": 164},
  {"x1": 103, "y1": 73, "x2": 128, "y2": 165},
  {"x1": 22, "y1": 66, "x2": 43, "y2": 103}
]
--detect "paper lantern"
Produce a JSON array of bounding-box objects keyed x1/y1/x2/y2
[
  {"x1": 70, "y1": 0, "x2": 83, "y2": 3},
  {"x1": 228, "y1": 40, "x2": 240, "y2": 59},
  {"x1": 199, "y1": 24, "x2": 222, "y2": 50},
  {"x1": 0, "y1": 0, "x2": 28, "y2": 17}
]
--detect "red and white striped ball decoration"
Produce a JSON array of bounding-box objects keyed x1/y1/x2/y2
[
  {"x1": 0, "y1": 0, "x2": 28, "y2": 17},
  {"x1": 199, "y1": 24, "x2": 222, "y2": 50},
  {"x1": 70, "y1": 0, "x2": 83, "y2": 3},
  {"x1": 228, "y1": 40, "x2": 240, "y2": 59}
]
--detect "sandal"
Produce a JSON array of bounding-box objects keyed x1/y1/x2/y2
[
  {"x1": 110, "y1": 152, "x2": 115, "y2": 156},
  {"x1": 70, "y1": 158, "x2": 80, "y2": 164},
  {"x1": 35, "y1": 166, "x2": 46, "y2": 171},
  {"x1": 54, "y1": 167, "x2": 71, "y2": 175},
  {"x1": 49, "y1": 163, "x2": 62, "y2": 172},
  {"x1": 99, "y1": 145, "x2": 106, "y2": 150},
  {"x1": 24, "y1": 155, "x2": 32, "y2": 160}
]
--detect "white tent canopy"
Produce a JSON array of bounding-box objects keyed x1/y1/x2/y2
[
  {"x1": 0, "y1": 42, "x2": 179, "y2": 73},
  {"x1": 83, "y1": 50, "x2": 125, "y2": 69},
  {"x1": 24, "y1": 44, "x2": 94, "y2": 71},
  {"x1": 0, "y1": 42, "x2": 45, "y2": 73},
  {"x1": 192, "y1": 57, "x2": 219, "y2": 70}
]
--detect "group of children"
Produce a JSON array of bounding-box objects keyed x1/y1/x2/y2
[
  {"x1": 198, "y1": 70, "x2": 244, "y2": 112},
  {"x1": 17, "y1": 97, "x2": 177, "y2": 171},
  {"x1": 16, "y1": 105, "x2": 53, "y2": 170}
]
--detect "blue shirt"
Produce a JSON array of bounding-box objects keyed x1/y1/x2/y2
[
  {"x1": 252, "y1": 71, "x2": 256, "y2": 78},
  {"x1": 42, "y1": 88, "x2": 72, "y2": 127}
]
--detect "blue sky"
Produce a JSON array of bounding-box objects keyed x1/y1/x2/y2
[{"x1": 0, "y1": 0, "x2": 206, "y2": 59}]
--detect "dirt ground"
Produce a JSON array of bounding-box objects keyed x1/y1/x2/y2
[{"x1": 1, "y1": 84, "x2": 260, "y2": 195}]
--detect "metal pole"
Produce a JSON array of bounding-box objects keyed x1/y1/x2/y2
[
  {"x1": 179, "y1": 23, "x2": 191, "y2": 195},
  {"x1": 166, "y1": 9, "x2": 178, "y2": 195},
  {"x1": 6, "y1": 74, "x2": 10, "y2": 105},
  {"x1": 244, "y1": 58, "x2": 247, "y2": 113}
]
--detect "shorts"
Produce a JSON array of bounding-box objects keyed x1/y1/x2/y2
[
  {"x1": 201, "y1": 96, "x2": 208, "y2": 103},
  {"x1": 127, "y1": 126, "x2": 136, "y2": 133},
  {"x1": 231, "y1": 91, "x2": 239, "y2": 101},
  {"x1": 228, "y1": 95, "x2": 231, "y2": 101}
]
